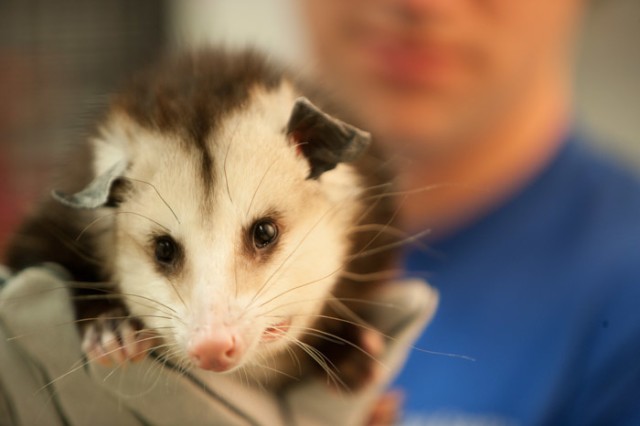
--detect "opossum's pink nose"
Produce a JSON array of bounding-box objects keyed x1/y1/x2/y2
[{"x1": 188, "y1": 330, "x2": 243, "y2": 372}]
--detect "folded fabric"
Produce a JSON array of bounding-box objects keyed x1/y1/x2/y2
[{"x1": 0, "y1": 266, "x2": 437, "y2": 425}]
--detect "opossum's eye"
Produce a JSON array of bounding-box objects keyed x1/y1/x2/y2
[
  {"x1": 252, "y1": 220, "x2": 279, "y2": 249},
  {"x1": 155, "y1": 236, "x2": 178, "y2": 265}
]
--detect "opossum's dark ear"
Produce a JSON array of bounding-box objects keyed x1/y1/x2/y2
[
  {"x1": 287, "y1": 97, "x2": 371, "y2": 179},
  {"x1": 52, "y1": 161, "x2": 128, "y2": 209}
]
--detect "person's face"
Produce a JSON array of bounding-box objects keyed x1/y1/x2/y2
[{"x1": 301, "y1": 0, "x2": 583, "y2": 156}]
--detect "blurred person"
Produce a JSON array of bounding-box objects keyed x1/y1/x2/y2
[{"x1": 300, "y1": 1, "x2": 640, "y2": 424}]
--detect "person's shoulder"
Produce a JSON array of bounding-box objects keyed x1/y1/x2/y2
[
  {"x1": 554, "y1": 135, "x2": 640, "y2": 289},
  {"x1": 566, "y1": 142, "x2": 640, "y2": 425},
  {"x1": 570, "y1": 134, "x2": 640, "y2": 199},
  {"x1": 566, "y1": 136, "x2": 640, "y2": 232}
]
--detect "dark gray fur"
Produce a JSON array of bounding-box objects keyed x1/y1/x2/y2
[{"x1": 287, "y1": 97, "x2": 371, "y2": 179}]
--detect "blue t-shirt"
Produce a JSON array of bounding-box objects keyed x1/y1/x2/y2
[{"x1": 395, "y1": 135, "x2": 640, "y2": 425}]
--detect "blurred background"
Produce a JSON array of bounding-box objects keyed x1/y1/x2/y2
[{"x1": 0, "y1": 0, "x2": 638, "y2": 257}]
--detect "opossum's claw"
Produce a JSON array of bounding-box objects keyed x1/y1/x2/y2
[
  {"x1": 334, "y1": 327, "x2": 385, "y2": 391},
  {"x1": 81, "y1": 312, "x2": 157, "y2": 367}
]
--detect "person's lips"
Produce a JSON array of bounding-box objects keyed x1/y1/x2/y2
[{"x1": 359, "y1": 32, "x2": 460, "y2": 88}]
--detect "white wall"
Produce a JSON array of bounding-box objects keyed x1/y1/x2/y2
[
  {"x1": 170, "y1": 0, "x2": 305, "y2": 65},
  {"x1": 575, "y1": 0, "x2": 640, "y2": 167}
]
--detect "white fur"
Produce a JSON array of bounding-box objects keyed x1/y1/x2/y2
[{"x1": 92, "y1": 82, "x2": 363, "y2": 381}]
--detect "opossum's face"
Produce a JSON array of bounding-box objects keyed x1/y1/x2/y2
[{"x1": 93, "y1": 86, "x2": 364, "y2": 376}]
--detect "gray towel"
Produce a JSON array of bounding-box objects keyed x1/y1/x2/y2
[{"x1": 0, "y1": 266, "x2": 437, "y2": 426}]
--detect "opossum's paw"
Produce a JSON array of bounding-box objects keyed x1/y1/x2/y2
[
  {"x1": 81, "y1": 312, "x2": 158, "y2": 367},
  {"x1": 333, "y1": 327, "x2": 385, "y2": 391}
]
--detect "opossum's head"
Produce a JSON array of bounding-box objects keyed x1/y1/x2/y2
[{"x1": 55, "y1": 54, "x2": 370, "y2": 376}]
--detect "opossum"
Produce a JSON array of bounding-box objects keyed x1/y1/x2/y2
[{"x1": 5, "y1": 48, "x2": 400, "y2": 390}]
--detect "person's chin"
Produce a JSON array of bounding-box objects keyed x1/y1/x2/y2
[
  {"x1": 370, "y1": 118, "x2": 465, "y2": 161},
  {"x1": 362, "y1": 96, "x2": 455, "y2": 140}
]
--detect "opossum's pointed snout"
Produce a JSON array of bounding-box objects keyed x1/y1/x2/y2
[{"x1": 188, "y1": 328, "x2": 244, "y2": 372}]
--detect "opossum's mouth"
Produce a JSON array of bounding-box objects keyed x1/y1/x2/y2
[{"x1": 261, "y1": 317, "x2": 291, "y2": 342}]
